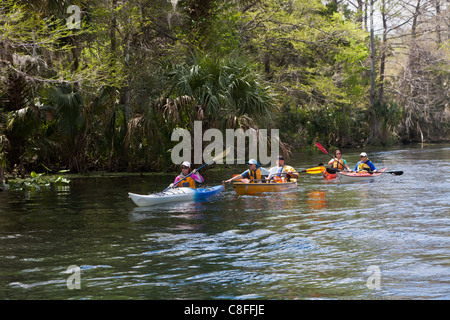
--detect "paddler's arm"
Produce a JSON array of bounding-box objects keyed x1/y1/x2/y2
[
  {"x1": 286, "y1": 166, "x2": 299, "y2": 179},
  {"x1": 287, "y1": 171, "x2": 299, "y2": 179},
  {"x1": 265, "y1": 168, "x2": 275, "y2": 181},
  {"x1": 342, "y1": 160, "x2": 352, "y2": 172},
  {"x1": 191, "y1": 169, "x2": 205, "y2": 183},
  {"x1": 168, "y1": 176, "x2": 180, "y2": 188},
  {"x1": 223, "y1": 174, "x2": 243, "y2": 184}
]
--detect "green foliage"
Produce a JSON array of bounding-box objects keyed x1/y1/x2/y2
[
  {"x1": 241, "y1": 0, "x2": 370, "y2": 146},
  {"x1": 10, "y1": 170, "x2": 70, "y2": 190},
  {"x1": 162, "y1": 53, "x2": 277, "y2": 128},
  {"x1": 41, "y1": 85, "x2": 85, "y2": 141},
  {"x1": 0, "y1": 0, "x2": 446, "y2": 177},
  {"x1": 126, "y1": 52, "x2": 279, "y2": 170}
]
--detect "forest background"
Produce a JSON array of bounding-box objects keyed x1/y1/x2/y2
[{"x1": 0, "y1": 0, "x2": 449, "y2": 179}]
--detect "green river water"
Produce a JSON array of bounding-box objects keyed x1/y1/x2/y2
[{"x1": 0, "y1": 143, "x2": 449, "y2": 300}]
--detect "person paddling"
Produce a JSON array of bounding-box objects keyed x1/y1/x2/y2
[
  {"x1": 328, "y1": 149, "x2": 351, "y2": 171},
  {"x1": 266, "y1": 156, "x2": 299, "y2": 182},
  {"x1": 169, "y1": 161, "x2": 204, "y2": 189},
  {"x1": 354, "y1": 152, "x2": 377, "y2": 172},
  {"x1": 223, "y1": 159, "x2": 269, "y2": 184}
]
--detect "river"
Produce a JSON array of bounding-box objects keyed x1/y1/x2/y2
[{"x1": 0, "y1": 143, "x2": 449, "y2": 300}]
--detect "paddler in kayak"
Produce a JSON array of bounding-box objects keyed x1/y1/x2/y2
[
  {"x1": 266, "y1": 155, "x2": 299, "y2": 182},
  {"x1": 223, "y1": 159, "x2": 269, "y2": 184},
  {"x1": 328, "y1": 149, "x2": 351, "y2": 171},
  {"x1": 169, "y1": 161, "x2": 204, "y2": 189},
  {"x1": 354, "y1": 152, "x2": 377, "y2": 172}
]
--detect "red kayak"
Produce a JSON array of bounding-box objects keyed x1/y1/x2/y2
[
  {"x1": 323, "y1": 170, "x2": 338, "y2": 180},
  {"x1": 337, "y1": 168, "x2": 387, "y2": 183}
]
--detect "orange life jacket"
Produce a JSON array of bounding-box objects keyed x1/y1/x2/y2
[
  {"x1": 177, "y1": 176, "x2": 196, "y2": 188},
  {"x1": 248, "y1": 168, "x2": 263, "y2": 182},
  {"x1": 332, "y1": 159, "x2": 344, "y2": 170}
]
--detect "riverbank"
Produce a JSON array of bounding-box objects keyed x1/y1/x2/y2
[{"x1": 2, "y1": 141, "x2": 449, "y2": 189}]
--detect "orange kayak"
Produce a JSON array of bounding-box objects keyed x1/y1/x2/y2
[
  {"x1": 233, "y1": 180, "x2": 297, "y2": 195},
  {"x1": 323, "y1": 171, "x2": 338, "y2": 180}
]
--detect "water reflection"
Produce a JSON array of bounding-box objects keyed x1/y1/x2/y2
[
  {"x1": 1, "y1": 144, "x2": 449, "y2": 299},
  {"x1": 129, "y1": 199, "x2": 210, "y2": 222},
  {"x1": 226, "y1": 189, "x2": 300, "y2": 213},
  {"x1": 305, "y1": 191, "x2": 327, "y2": 211}
]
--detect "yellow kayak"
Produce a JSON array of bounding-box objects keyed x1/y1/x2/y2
[{"x1": 233, "y1": 179, "x2": 297, "y2": 195}]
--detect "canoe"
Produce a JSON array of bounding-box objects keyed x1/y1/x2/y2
[
  {"x1": 128, "y1": 185, "x2": 224, "y2": 207},
  {"x1": 233, "y1": 179, "x2": 297, "y2": 195},
  {"x1": 337, "y1": 168, "x2": 387, "y2": 183}
]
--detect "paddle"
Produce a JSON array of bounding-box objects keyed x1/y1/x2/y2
[
  {"x1": 315, "y1": 142, "x2": 335, "y2": 160},
  {"x1": 268, "y1": 166, "x2": 326, "y2": 177},
  {"x1": 315, "y1": 142, "x2": 350, "y2": 172},
  {"x1": 299, "y1": 166, "x2": 326, "y2": 174},
  {"x1": 163, "y1": 147, "x2": 230, "y2": 192},
  {"x1": 230, "y1": 166, "x2": 325, "y2": 184},
  {"x1": 262, "y1": 166, "x2": 327, "y2": 178},
  {"x1": 326, "y1": 167, "x2": 403, "y2": 176}
]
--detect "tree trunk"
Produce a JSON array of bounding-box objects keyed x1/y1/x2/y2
[
  {"x1": 108, "y1": 0, "x2": 117, "y2": 170},
  {"x1": 378, "y1": 0, "x2": 387, "y2": 104},
  {"x1": 368, "y1": 0, "x2": 380, "y2": 144},
  {"x1": 434, "y1": 0, "x2": 442, "y2": 45},
  {"x1": 355, "y1": 0, "x2": 364, "y2": 29},
  {"x1": 364, "y1": 0, "x2": 368, "y2": 31}
]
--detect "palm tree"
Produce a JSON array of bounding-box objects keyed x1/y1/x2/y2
[
  {"x1": 0, "y1": 73, "x2": 40, "y2": 177},
  {"x1": 40, "y1": 84, "x2": 87, "y2": 172},
  {"x1": 126, "y1": 52, "x2": 288, "y2": 170},
  {"x1": 162, "y1": 53, "x2": 278, "y2": 130}
]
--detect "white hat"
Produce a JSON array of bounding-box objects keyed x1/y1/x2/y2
[
  {"x1": 247, "y1": 159, "x2": 258, "y2": 165},
  {"x1": 181, "y1": 161, "x2": 191, "y2": 168},
  {"x1": 360, "y1": 152, "x2": 368, "y2": 157}
]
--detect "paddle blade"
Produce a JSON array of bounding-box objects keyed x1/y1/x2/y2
[
  {"x1": 305, "y1": 166, "x2": 326, "y2": 174},
  {"x1": 389, "y1": 171, "x2": 403, "y2": 175},
  {"x1": 211, "y1": 146, "x2": 231, "y2": 163},
  {"x1": 232, "y1": 174, "x2": 242, "y2": 181},
  {"x1": 315, "y1": 142, "x2": 328, "y2": 155}
]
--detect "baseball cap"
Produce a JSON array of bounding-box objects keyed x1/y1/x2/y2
[{"x1": 181, "y1": 161, "x2": 191, "y2": 168}]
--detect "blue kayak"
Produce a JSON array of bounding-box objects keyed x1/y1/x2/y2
[{"x1": 128, "y1": 185, "x2": 224, "y2": 207}]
